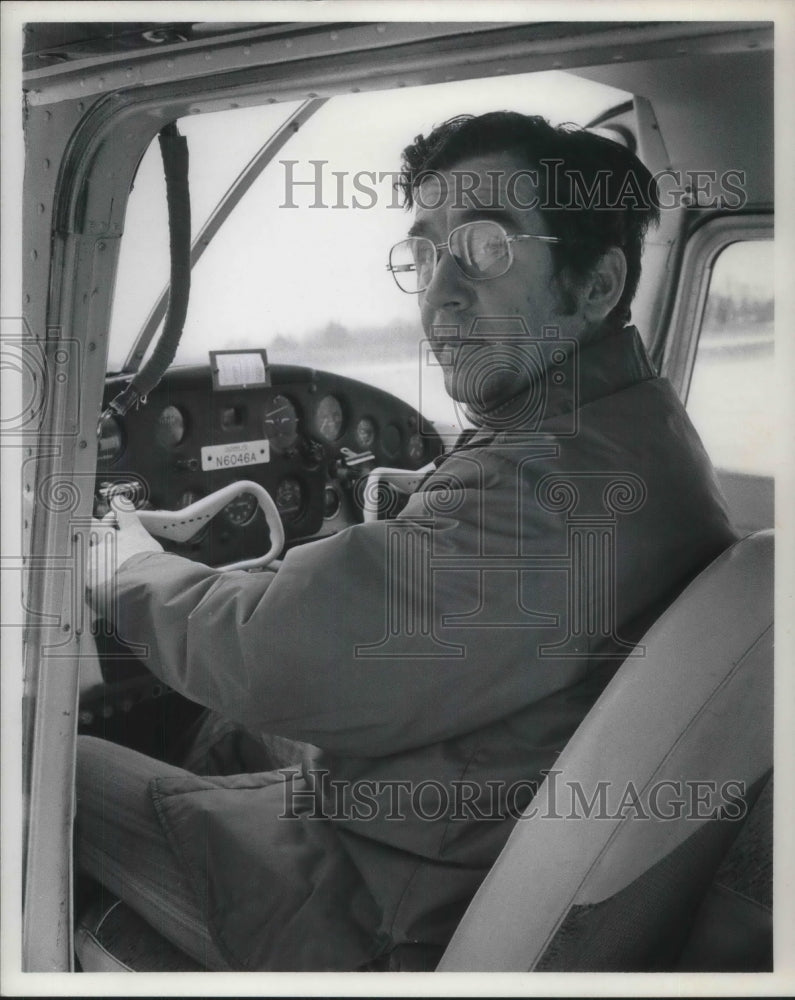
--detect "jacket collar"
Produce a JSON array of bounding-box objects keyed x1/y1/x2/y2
[
  {"x1": 560, "y1": 323, "x2": 656, "y2": 414},
  {"x1": 461, "y1": 325, "x2": 656, "y2": 436}
]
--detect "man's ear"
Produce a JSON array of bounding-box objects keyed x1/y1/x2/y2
[{"x1": 581, "y1": 247, "x2": 627, "y2": 323}]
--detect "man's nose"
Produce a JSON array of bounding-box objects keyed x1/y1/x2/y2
[{"x1": 422, "y1": 249, "x2": 471, "y2": 312}]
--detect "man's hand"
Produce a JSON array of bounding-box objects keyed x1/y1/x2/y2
[{"x1": 87, "y1": 501, "x2": 164, "y2": 617}]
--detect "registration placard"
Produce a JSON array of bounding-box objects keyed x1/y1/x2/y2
[{"x1": 201, "y1": 439, "x2": 270, "y2": 471}]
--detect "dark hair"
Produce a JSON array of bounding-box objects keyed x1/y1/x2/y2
[{"x1": 399, "y1": 111, "x2": 661, "y2": 327}]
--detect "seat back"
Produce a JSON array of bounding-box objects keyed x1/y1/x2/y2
[{"x1": 438, "y1": 530, "x2": 774, "y2": 971}]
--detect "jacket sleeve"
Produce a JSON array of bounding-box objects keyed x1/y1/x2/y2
[{"x1": 109, "y1": 468, "x2": 587, "y2": 757}]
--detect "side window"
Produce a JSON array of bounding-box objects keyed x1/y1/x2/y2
[{"x1": 686, "y1": 240, "x2": 774, "y2": 476}]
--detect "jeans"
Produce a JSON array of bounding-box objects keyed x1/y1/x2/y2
[{"x1": 75, "y1": 734, "x2": 232, "y2": 970}]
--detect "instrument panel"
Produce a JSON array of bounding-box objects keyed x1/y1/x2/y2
[{"x1": 97, "y1": 362, "x2": 444, "y2": 566}]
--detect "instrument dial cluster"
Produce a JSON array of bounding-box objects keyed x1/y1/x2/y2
[{"x1": 99, "y1": 362, "x2": 443, "y2": 566}]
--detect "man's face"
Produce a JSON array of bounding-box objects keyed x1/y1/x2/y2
[{"x1": 411, "y1": 152, "x2": 588, "y2": 410}]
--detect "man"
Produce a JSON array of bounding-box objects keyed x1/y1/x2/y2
[{"x1": 79, "y1": 112, "x2": 737, "y2": 971}]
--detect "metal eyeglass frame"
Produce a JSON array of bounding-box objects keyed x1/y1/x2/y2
[{"x1": 386, "y1": 220, "x2": 562, "y2": 293}]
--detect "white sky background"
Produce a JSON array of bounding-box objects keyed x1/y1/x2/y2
[{"x1": 109, "y1": 70, "x2": 635, "y2": 368}]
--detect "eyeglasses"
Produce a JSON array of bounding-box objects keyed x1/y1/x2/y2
[{"x1": 387, "y1": 220, "x2": 561, "y2": 294}]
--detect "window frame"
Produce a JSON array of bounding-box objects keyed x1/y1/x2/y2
[{"x1": 660, "y1": 213, "x2": 773, "y2": 402}]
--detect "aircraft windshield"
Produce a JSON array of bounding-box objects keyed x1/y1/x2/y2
[{"x1": 108, "y1": 71, "x2": 631, "y2": 425}]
